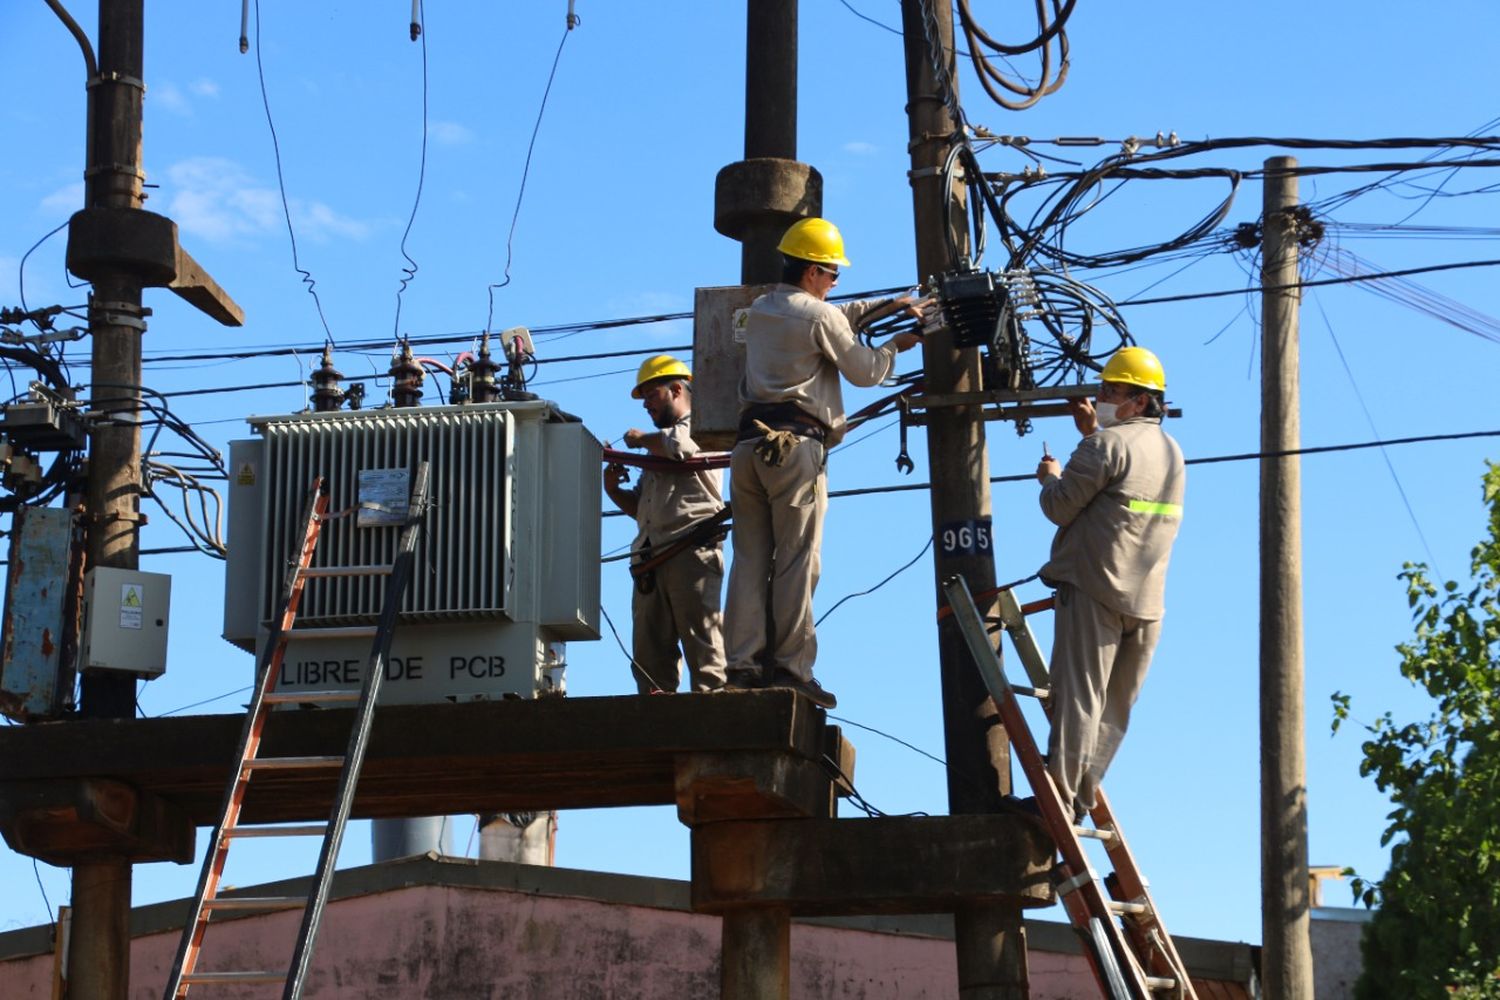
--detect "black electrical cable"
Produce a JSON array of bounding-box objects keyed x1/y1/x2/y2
[
  {"x1": 1118, "y1": 256, "x2": 1500, "y2": 308},
  {"x1": 16, "y1": 221, "x2": 69, "y2": 318},
  {"x1": 816, "y1": 537, "x2": 933, "y2": 627},
  {"x1": 1309, "y1": 291, "x2": 1442, "y2": 576},
  {"x1": 392, "y1": 0, "x2": 429, "y2": 339},
  {"x1": 810, "y1": 428, "x2": 1500, "y2": 502},
  {"x1": 252, "y1": 0, "x2": 335, "y2": 344},
  {"x1": 484, "y1": 16, "x2": 577, "y2": 334}
]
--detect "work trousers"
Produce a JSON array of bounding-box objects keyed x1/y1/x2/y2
[
  {"x1": 724, "y1": 437, "x2": 827, "y2": 682},
  {"x1": 631, "y1": 542, "x2": 728, "y2": 693},
  {"x1": 1046, "y1": 582, "x2": 1161, "y2": 815}
]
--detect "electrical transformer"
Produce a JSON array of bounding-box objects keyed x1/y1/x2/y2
[{"x1": 222, "y1": 399, "x2": 601, "y2": 704}]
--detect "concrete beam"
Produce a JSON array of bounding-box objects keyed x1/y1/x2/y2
[
  {"x1": 0, "y1": 691, "x2": 839, "y2": 824},
  {"x1": 692, "y1": 815, "x2": 1055, "y2": 916},
  {"x1": 65, "y1": 206, "x2": 243, "y2": 327},
  {"x1": 675, "y1": 750, "x2": 837, "y2": 826},
  {"x1": 0, "y1": 778, "x2": 193, "y2": 865}
]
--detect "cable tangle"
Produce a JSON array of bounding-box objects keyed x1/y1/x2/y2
[{"x1": 954, "y1": 0, "x2": 1075, "y2": 112}]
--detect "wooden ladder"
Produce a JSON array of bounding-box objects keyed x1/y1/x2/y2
[
  {"x1": 943, "y1": 574, "x2": 1198, "y2": 1000},
  {"x1": 164, "y1": 462, "x2": 431, "y2": 999}
]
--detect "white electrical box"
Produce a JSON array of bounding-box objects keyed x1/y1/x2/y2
[{"x1": 81, "y1": 567, "x2": 172, "y2": 676}]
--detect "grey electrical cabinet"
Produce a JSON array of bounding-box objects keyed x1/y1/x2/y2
[{"x1": 80, "y1": 567, "x2": 172, "y2": 676}]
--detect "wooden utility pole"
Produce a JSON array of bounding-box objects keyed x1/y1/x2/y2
[
  {"x1": 1259, "y1": 155, "x2": 1316, "y2": 998},
  {"x1": 900, "y1": 3, "x2": 1028, "y2": 997}
]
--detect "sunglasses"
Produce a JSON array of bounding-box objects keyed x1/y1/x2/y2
[{"x1": 813, "y1": 264, "x2": 840, "y2": 281}]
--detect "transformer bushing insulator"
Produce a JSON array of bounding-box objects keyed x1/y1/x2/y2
[
  {"x1": 389, "y1": 341, "x2": 425, "y2": 408},
  {"x1": 469, "y1": 334, "x2": 501, "y2": 404},
  {"x1": 310, "y1": 346, "x2": 345, "y2": 412}
]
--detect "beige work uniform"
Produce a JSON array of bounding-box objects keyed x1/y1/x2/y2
[
  {"x1": 1037, "y1": 416, "x2": 1185, "y2": 815},
  {"x1": 628, "y1": 415, "x2": 727, "y2": 693},
  {"x1": 724, "y1": 285, "x2": 898, "y2": 682}
]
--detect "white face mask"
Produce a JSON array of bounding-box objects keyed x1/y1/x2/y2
[{"x1": 1095, "y1": 400, "x2": 1121, "y2": 428}]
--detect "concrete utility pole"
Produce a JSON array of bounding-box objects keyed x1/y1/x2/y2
[
  {"x1": 900, "y1": 3, "x2": 1028, "y2": 997},
  {"x1": 709, "y1": 5, "x2": 820, "y2": 995},
  {"x1": 71, "y1": 1, "x2": 147, "y2": 994},
  {"x1": 52, "y1": 0, "x2": 240, "y2": 992},
  {"x1": 714, "y1": 0, "x2": 822, "y2": 285},
  {"x1": 1259, "y1": 155, "x2": 1316, "y2": 999}
]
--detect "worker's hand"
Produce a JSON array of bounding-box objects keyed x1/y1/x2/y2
[
  {"x1": 604, "y1": 462, "x2": 630, "y2": 491},
  {"x1": 1037, "y1": 457, "x2": 1061, "y2": 483},
  {"x1": 1067, "y1": 397, "x2": 1098, "y2": 437},
  {"x1": 891, "y1": 331, "x2": 923, "y2": 353},
  {"x1": 892, "y1": 295, "x2": 926, "y2": 321},
  {"x1": 623, "y1": 428, "x2": 648, "y2": 449}
]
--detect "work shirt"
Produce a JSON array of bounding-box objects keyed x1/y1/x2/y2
[
  {"x1": 1038, "y1": 417, "x2": 1185, "y2": 621},
  {"x1": 739, "y1": 285, "x2": 898, "y2": 446},
  {"x1": 630, "y1": 414, "x2": 724, "y2": 552}
]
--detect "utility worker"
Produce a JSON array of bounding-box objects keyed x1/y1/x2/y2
[
  {"x1": 1033, "y1": 345, "x2": 1185, "y2": 821},
  {"x1": 604, "y1": 355, "x2": 728, "y2": 694},
  {"x1": 723, "y1": 217, "x2": 922, "y2": 708}
]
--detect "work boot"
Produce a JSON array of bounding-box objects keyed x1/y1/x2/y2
[
  {"x1": 999, "y1": 794, "x2": 1044, "y2": 821},
  {"x1": 723, "y1": 668, "x2": 766, "y2": 691},
  {"x1": 767, "y1": 670, "x2": 837, "y2": 709}
]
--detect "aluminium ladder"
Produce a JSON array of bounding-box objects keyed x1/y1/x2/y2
[
  {"x1": 942, "y1": 575, "x2": 1198, "y2": 1000},
  {"x1": 164, "y1": 463, "x2": 431, "y2": 999}
]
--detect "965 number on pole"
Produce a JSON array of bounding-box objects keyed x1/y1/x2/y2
[{"x1": 939, "y1": 518, "x2": 992, "y2": 557}]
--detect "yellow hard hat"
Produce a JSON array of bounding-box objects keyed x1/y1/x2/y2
[
  {"x1": 777, "y1": 218, "x2": 852, "y2": 268},
  {"x1": 1101, "y1": 346, "x2": 1166, "y2": 392},
  {"x1": 632, "y1": 354, "x2": 692, "y2": 398}
]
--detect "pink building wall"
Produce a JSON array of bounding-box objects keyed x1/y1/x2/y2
[{"x1": 1, "y1": 880, "x2": 1102, "y2": 999}]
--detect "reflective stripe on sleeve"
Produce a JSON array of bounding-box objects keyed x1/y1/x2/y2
[{"x1": 1128, "y1": 499, "x2": 1183, "y2": 516}]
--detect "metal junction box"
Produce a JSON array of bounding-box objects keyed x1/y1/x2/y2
[
  {"x1": 222, "y1": 400, "x2": 601, "y2": 706},
  {"x1": 80, "y1": 567, "x2": 172, "y2": 676},
  {"x1": 691, "y1": 284, "x2": 775, "y2": 450},
  {"x1": 1, "y1": 506, "x2": 77, "y2": 720}
]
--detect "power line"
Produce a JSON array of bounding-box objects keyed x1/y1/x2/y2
[
  {"x1": 819, "y1": 428, "x2": 1500, "y2": 501},
  {"x1": 252, "y1": 0, "x2": 335, "y2": 343},
  {"x1": 1120, "y1": 256, "x2": 1500, "y2": 307},
  {"x1": 1309, "y1": 291, "x2": 1443, "y2": 576},
  {"x1": 485, "y1": 15, "x2": 578, "y2": 334},
  {"x1": 392, "y1": 0, "x2": 430, "y2": 338}
]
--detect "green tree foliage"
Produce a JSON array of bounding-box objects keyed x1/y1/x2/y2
[{"x1": 1331, "y1": 462, "x2": 1500, "y2": 999}]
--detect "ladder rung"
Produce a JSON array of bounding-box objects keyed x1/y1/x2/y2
[
  {"x1": 263, "y1": 690, "x2": 360, "y2": 705},
  {"x1": 1073, "y1": 825, "x2": 1117, "y2": 844},
  {"x1": 182, "y1": 971, "x2": 286, "y2": 985},
  {"x1": 1145, "y1": 976, "x2": 1179, "y2": 991},
  {"x1": 225, "y1": 824, "x2": 326, "y2": 839},
  {"x1": 1107, "y1": 899, "x2": 1151, "y2": 916},
  {"x1": 203, "y1": 895, "x2": 305, "y2": 912},
  {"x1": 1012, "y1": 684, "x2": 1050, "y2": 700},
  {"x1": 298, "y1": 565, "x2": 392, "y2": 579},
  {"x1": 242, "y1": 755, "x2": 345, "y2": 771},
  {"x1": 285, "y1": 626, "x2": 379, "y2": 640}
]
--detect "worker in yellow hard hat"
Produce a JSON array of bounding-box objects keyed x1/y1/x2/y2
[
  {"x1": 1025, "y1": 344, "x2": 1185, "y2": 822},
  {"x1": 604, "y1": 354, "x2": 728, "y2": 694},
  {"x1": 721, "y1": 217, "x2": 924, "y2": 709}
]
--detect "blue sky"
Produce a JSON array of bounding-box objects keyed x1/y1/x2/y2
[{"x1": 3, "y1": 0, "x2": 1500, "y2": 952}]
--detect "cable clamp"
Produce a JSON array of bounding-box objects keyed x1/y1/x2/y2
[
  {"x1": 92, "y1": 301, "x2": 150, "y2": 332},
  {"x1": 87, "y1": 510, "x2": 149, "y2": 526},
  {"x1": 83, "y1": 163, "x2": 148, "y2": 183},
  {"x1": 907, "y1": 165, "x2": 963, "y2": 182},
  {"x1": 86, "y1": 71, "x2": 146, "y2": 92}
]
